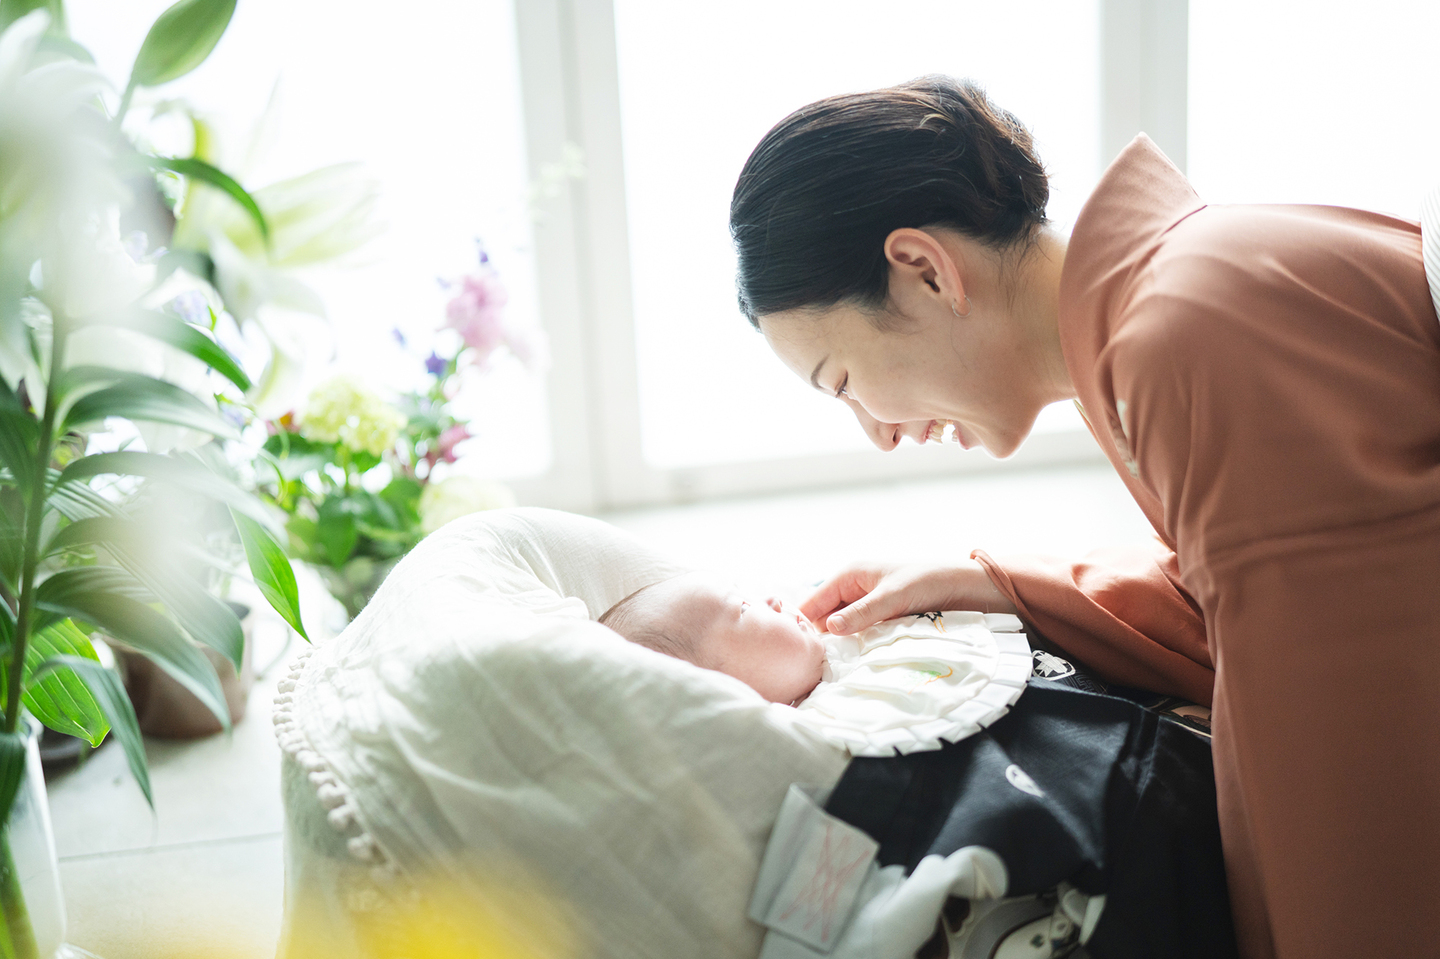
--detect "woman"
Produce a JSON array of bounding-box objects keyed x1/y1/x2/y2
[{"x1": 730, "y1": 75, "x2": 1439, "y2": 959}]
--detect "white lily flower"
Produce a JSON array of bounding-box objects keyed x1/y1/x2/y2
[
  {"x1": 206, "y1": 229, "x2": 326, "y2": 323},
  {"x1": 157, "y1": 86, "x2": 380, "y2": 419},
  {"x1": 0, "y1": 11, "x2": 126, "y2": 407},
  {"x1": 0, "y1": 13, "x2": 113, "y2": 251},
  {"x1": 181, "y1": 162, "x2": 384, "y2": 270},
  {"x1": 49, "y1": 207, "x2": 157, "y2": 322},
  {"x1": 143, "y1": 266, "x2": 225, "y2": 324},
  {"x1": 247, "y1": 332, "x2": 305, "y2": 420},
  {"x1": 168, "y1": 83, "x2": 381, "y2": 277}
]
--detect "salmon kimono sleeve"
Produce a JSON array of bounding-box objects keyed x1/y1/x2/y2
[{"x1": 973, "y1": 543, "x2": 1213, "y2": 705}]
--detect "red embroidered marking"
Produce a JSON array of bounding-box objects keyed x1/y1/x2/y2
[{"x1": 777, "y1": 823, "x2": 871, "y2": 944}]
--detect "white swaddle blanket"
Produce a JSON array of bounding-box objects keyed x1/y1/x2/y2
[
  {"x1": 275, "y1": 508, "x2": 851, "y2": 959},
  {"x1": 274, "y1": 508, "x2": 1038, "y2": 958},
  {"x1": 794, "y1": 611, "x2": 1031, "y2": 756}
]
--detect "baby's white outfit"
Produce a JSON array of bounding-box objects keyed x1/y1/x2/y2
[{"x1": 792, "y1": 611, "x2": 1032, "y2": 756}]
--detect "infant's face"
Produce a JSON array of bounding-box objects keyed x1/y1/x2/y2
[{"x1": 652, "y1": 572, "x2": 825, "y2": 705}]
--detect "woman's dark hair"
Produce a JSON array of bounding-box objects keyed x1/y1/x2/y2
[{"x1": 730, "y1": 75, "x2": 1049, "y2": 326}]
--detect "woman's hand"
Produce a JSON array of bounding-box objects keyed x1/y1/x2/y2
[{"x1": 800, "y1": 560, "x2": 1018, "y2": 635}]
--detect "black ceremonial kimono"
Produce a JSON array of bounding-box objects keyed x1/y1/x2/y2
[{"x1": 823, "y1": 679, "x2": 1236, "y2": 959}]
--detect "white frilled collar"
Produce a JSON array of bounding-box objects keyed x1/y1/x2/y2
[{"x1": 791, "y1": 611, "x2": 1032, "y2": 756}]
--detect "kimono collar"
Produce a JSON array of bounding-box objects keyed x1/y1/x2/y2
[{"x1": 1057, "y1": 135, "x2": 1206, "y2": 368}]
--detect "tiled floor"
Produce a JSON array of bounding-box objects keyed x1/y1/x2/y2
[
  {"x1": 49, "y1": 621, "x2": 295, "y2": 959},
  {"x1": 45, "y1": 461, "x2": 1151, "y2": 958}
]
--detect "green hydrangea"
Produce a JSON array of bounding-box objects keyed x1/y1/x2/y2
[{"x1": 300, "y1": 375, "x2": 406, "y2": 456}]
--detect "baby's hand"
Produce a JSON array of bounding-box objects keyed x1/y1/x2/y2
[{"x1": 801, "y1": 561, "x2": 1017, "y2": 635}]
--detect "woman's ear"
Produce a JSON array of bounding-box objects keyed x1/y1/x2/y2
[{"x1": 883, "y1": 228, "x2": 967, "y2": 317}]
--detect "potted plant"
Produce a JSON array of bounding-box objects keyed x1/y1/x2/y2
[{"x1": 0, "y1": 1, "x2": 316, "y2": 953}]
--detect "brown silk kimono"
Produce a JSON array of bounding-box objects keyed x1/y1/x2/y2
[{"x1": 973, "y1": 136, "x2": 1440, "y2": 959}]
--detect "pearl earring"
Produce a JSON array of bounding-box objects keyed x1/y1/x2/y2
[{"x1": 951, "y1": 296, "x2": 973, "y2": 318}]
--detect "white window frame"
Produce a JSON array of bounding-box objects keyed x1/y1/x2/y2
[{"x1": 507, "y1": 0, "x2": 1187, "y2": 512}]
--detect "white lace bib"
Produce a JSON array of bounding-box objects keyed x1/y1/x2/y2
[{"x1": 793, "y1": 611, "x2": 1032, "y2": 756}]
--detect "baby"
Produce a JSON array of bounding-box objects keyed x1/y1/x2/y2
[
  {"x1": 601, "y1": 571, "x2": 1034, "y2": 755},
  {"x1": 599, "y1": 571, "x2": 827, "y2": 705}
]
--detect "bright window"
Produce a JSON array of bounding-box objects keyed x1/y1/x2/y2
[
  {"x1": 1189, "y1": 0, "x2": 1440, "y2": 216},
  {"x1": 612, "y1": 0, "x2": 1099, "y2": 470},
  {"x1": 68, "y1": 0, "x2": 550, "y2": 479}
]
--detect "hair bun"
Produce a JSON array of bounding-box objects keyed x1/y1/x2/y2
[{"x1": 730, "y1": 75, "x2": 1050, "y2": 323}]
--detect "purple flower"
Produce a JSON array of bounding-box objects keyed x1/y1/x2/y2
[
  {"x1": 123, "y1": 231, "x2": 150, "y2": 262},
  {"x1": 392, "y1": 328, "x2": 407, "y2": 348},
  {"x1": 171, "y1": 290, "x2": 210, "y2": 326},
  {"x1": 443, "y1": 270, "x2": 510, "y2": 363},
  {"x1": 424, "y1": 351, "x2": 447, "y2": 377}
]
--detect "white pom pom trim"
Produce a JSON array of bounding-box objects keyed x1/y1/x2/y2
[{"x1": 273, "y1": 647, "x2": 398, "y2": 889}]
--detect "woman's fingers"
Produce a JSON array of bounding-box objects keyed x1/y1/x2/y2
[
  {"x1": 810, "y1": 561, "x2": 1018, "y2": 635},
  {"x1": 826, "y1": 568, "x2": 944, "y2": 634},
  {"x1": 824, "y1": 584, "x2": 910, "y2": 635},
  {"x1": 799, "y1": 565, "x2": 891, "y2": 630}
]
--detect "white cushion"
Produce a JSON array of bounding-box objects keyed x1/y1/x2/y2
[{"x1": 275, "y1": 507, "x2": 849, "y2": 959}]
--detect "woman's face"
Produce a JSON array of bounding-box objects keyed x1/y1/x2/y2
[{"x1": 758, "y1": 300, "x2": 1049, "y2": 458}]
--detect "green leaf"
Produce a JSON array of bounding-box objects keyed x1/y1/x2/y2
[
  {"x1": 0, "y1": 592, "x2": 14, "y2": 648},
  {"x1": 75, "y1": 310, "x2": 250, "y2": 392},
  {"x1": 44, "y1": 467, "x2": 118, "y2": 522},
  {"x1": 27, "y1": 567, "x2": 153, "y2": 637},
  {"x1": 0, "y1": 0, "x2": 66, "y2": 34},
  {"x1": 316, "y1": 497, "x2": 359, "y2": 569},
  {"x1": 283, "y1": 514, "x2": 320, "y2": 563},
  {"x1": 137, "y1": 311, "x2": 250, "y2": 391},
  {"x1": 37, "y1": 33, "x2": 92, "y2": 63},
  {"x1": 259, "y1": 433, "x2": 332, "y2": 482},
  {"x1": 379, "y1": 475, "x2": 422, "y2": 512},
  {"x1": 0, "y1": 488, "x2": 24, "y2": 588},
  {"x1": 127, "y1": 0, "x2": 235, "y2": 88},
  {"x1": 40, "y1": 655, "x2": 151, "y2": 807},
  {"x1": 143, "y1": 154, "x2": 268, "y2": 246},
  {"x1": 153, "y1": 248, "x2": 214, "y2": 288},
  {"x1": 0, "y1": 377, "x2": 38, "y2": 500},
  {"x1": 21, "y1": 621, "x2": 108, "y2": 746},
  {"x1": 41, "y1": 515, "x2": 244, "y2": 668},
  {"x1": 132, "y1": 564, "x2": 242, "y2": 668},
  {"x1": 43, "y1": 515, "x2": 138, "y2": 557},
  {"x1": 37, "y1": 565, "x2": 152, "y2": 599},
  {"x1": 0, "y1": 729, "x2": 24, "y2": 826},
  {"x1": 51, "y1": 365, "x2": 122, "y2": 424},
  {"x1": 33, "y1": 573, "x2": 229, "y2": 730},
  {"x1": 231, "y1": 509, "x2": 308, "y2": 642},
  {"x1": 42, "y1": 475, "x2": 242, "y2": 578},
  {"x1": 56, "y1": 451, "x2": 274, "y2": 530},
  {"x1": 347, "y1": 450, "x2": 382, "y2": 474},
  {"x1": 61, "y1": 370, "x2": 239, "y2": 441}
]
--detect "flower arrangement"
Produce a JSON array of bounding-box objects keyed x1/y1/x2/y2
[{"x1": 256, "y1": 249, "x2": 539, "y2": 620}]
